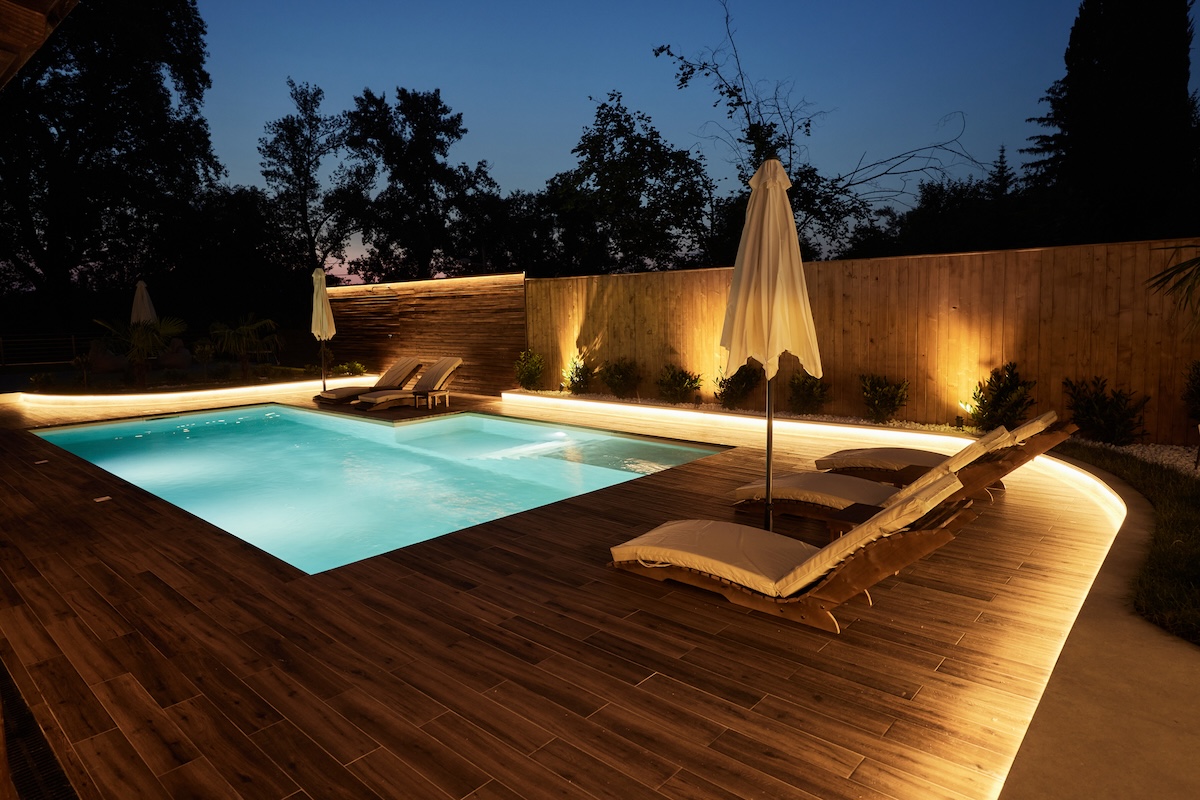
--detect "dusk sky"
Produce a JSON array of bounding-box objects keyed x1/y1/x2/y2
[{"x1": 197, "y1": 0, "x2": 1198, "y2": 198}]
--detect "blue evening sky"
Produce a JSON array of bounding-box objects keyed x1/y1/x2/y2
[{"x1": 197, "y1": 0, "x2": 1194, "y2": 197}]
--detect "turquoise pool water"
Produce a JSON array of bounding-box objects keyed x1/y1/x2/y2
[{"x1": 33, "y1": 405, "x2": 717, "y2": 573}]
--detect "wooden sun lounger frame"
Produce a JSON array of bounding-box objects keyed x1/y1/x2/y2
[
  {"x1": 821, "y1": 421, "x2": 1076, "y2": 488},
  {"x1": 736, "y1": 422, "x2": 1077, "y2": 539},
  {"x1": 611, "y1": 500, "x2": 978, "y2": 634}
]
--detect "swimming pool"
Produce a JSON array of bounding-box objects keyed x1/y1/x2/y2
[{"x1": 33, "y1": 405, "x2": 718, "y2": 573}]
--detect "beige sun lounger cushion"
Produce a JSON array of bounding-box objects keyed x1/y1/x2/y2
[
  {"x1": 613, "y1": 473, "x2": 963, "y2": 597},
  {"x1": 732, "y1": 471, "x2": 898, "y2": 509},
  {"x1": 814, "y1": 411, "x2": 1055, "y2": 473},
  {"x1": 357, "y1": 356, "x2": 463, "y2": 407},
  {"x1": 732, "y1": 425, "x2": 1010, "y2": 511},
  {"x1": 317, "y1": 357, "x2": 421, "y2": 401}
]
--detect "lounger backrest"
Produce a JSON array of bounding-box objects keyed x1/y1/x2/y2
[
  {"x1": 412, "y1": 357, "x2": 463, "y2": 392},
  {"x1": 374, "y1": 357, "x2": 422, "y2": 389},
  {"x1": 1008, "y1": 410, "x2": 1057, "y2": 443},
  {"x1": 776, "y1": 472, "x2": 963, "y2": 596},
  {"x1": 883, "y1": 426, "x2": 1011, "y2": 507}
]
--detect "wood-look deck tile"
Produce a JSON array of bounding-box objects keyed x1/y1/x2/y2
[
  {"x1": 343, "y1": 747, "x2": 457, "y2": 800},
  {"x1": 241, "y1": 669, "x2": 379, "y2": 765},
  {"x1": 0, "y1": 397, "x2": 1125, "y2": 799},
  {"x1": 249, "y1": 719, "x2": 383, "y2": 800},
  {"x1": 486, "y1": 678, "x2": 681, "y2": 788},
  {"x1": 398, "y1": 655, "x2": 556, "y2": 755},
  {"x1": 91, "y1": 672, "x2": 200, "y2": 777},
  {"x1": 157, "y1": 756, "x2": 243, "y2": 800},
  {"x1": 418, "y1": 711, "x2": 623, "y2": 800},
  {"x1": 165, "y1": 694, "x2": 299, "y2": 798},
  {"x1": 73, "y1": 727, "x2": 171, "y2": 800},
  {"x1": 584, "y1": 701, "x2": 819, "y2": 800},
  {"x1": 326, "y1": 688, "x2": 490, "y2": 798}
]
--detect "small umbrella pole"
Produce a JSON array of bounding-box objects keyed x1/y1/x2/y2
[
  {"x1": 765, "y1": 375, "x2": 774, "y2": 532},
  {"x1": 321, "y1": 343, "x2": 327, "y2": 392}
]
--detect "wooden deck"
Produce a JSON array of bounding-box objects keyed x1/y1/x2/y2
[{"x1": 0, "y1": 388, "x2": 1121, "y2": 799}]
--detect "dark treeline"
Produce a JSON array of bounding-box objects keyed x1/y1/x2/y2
[{"x1": 1, "y1": 0, "x2": 1198, "y2": 337}]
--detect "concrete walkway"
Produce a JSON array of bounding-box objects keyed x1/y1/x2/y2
[{"x1": 1001, "y1": 463, "x2": 1200, "y2": 799}]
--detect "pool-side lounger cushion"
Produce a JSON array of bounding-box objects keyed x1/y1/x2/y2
[{"x1": 613, "y1": 473, "x2": 962, "y2": 598}]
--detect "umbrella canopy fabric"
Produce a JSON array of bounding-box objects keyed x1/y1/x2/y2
[
  {"x1": 720, "y1": 158, "x2": 822, "y2": 381},
  {"x1": 130, "y1": 280, "x2": 158, "y2": 325},
  {"x1": 720, "y1": 158, "x2": 823, "y2": 531},
  {"x1": 311, "y1": 268, "x2": 336, "y2": 342}
]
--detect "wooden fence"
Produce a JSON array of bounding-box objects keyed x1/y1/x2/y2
[
  {"x1": 327, "y1": 273, "x2": 526, "y2": 398},
  {"x1": 525, "y1": 238, "x2": 1200, "y2": 444}
]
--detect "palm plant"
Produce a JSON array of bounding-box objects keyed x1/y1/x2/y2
[
  {"x1": 1148, "y1": 248, "x2": 1200, "y2": 332},
  {"x1": 209, "y1": 315, "x2": 282, "y2": 380},
  {"x1": 94, "y1": 317, "x2": 187, "y2": 388}
]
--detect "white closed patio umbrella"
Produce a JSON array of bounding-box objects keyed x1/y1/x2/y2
[
  {"x1": 131, "y1": 280, "x2": 158, "y2": 325},
  {"x1": 720, "y1": 158, "x2": 823, "y2": 531},
  {"x1": 311, "y1": 268, "x2": 337, "y2": 391}
]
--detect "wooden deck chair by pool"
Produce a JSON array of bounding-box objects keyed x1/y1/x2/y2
[
  {"x1": 732, "y1": 425, "x2": 1013, "y2": 537},
  {"x1": 356, "y1": 357, "x2": 463, "y2": 411},
  {"x1": 813, "y1": 411, "x2": 1060, "y2": 487},
  {"x1": 314, "y1": 357, "x2": 422, "y2": 404},
  {"x1": 735, "y1": 420, "x2": 1075, "y2": 538},
  {"x1": 611, "y1": 473, "x2": 974, "y2": 633}
]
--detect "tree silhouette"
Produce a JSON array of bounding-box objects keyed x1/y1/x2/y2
[
  {"x1": 258, "y1": 78, "x2": 367, "y2": 277},
  {"x1": 546, "y1": 92, "x2": 715, "y2": 275},
  {"x1": 0, "y1": 0, "x2": 220, "y2": 298},
  {"x1": 1023, "y1": 0, "x2": 1199, "y2": 243},
  {"x1": 654, "y1": 0, "x2": 977, "y2": 254},
  {"x1": 343, "y1": 87, "x2": 493, "y2": 282}
]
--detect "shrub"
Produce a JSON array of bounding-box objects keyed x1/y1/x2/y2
[
  {"x1": 562, "y1": 355, "x2": 593, "y2": 394},
  {"x1": 657, "y1": 363, "x2": 702, "y2": 404},
  {"x1": 331, "y1": 361, "x2": 366, "y2": 376},
  {"x1": 860, "y1": 374, "x2": 909, "y2": 423},
  {"x1": 1184, "y1": 360, "x2": 1200, "y2": 422},
  {"x1": 970, "y1": 361, "x2": 1036, "y2": 431},
  {"x1": 514, "y1": 350, "x2": 545, "y2": 390},
  {"x1": 1062, "y1": 376, "x2": 1149, "y2": 445},
  {"x1": 597, "y1": 357, "x2": 641, "y2": 398},
  {"x1": 787, "y1": 369, "x2": 830, "y2": 414},
  {"x1": 715, "y1": 364, "x2": 763, "y2": 409}
]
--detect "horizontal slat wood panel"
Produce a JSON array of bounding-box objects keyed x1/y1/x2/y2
[{"x1": 327, "y1": 273, "x2": 526, "y2": 397}]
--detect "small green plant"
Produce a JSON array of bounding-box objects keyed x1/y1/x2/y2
[
  {"x1": 330, "y1": 361, "x2": 367, "y2": 376},
  {"x1": 657, "y1": 363, "x2": 702, "y2": 404},
  {"x1": 27, "y1": 372, "x2": 56, "y2": 391},
  {"x1": 860, "y1": 374, "x2": 909, "y2": 423},
  {"x1": 1184, "y1": 360, "x2": 1200, "y2": 422},
  {"x1": 597, "y1": 357, "x2": 641, "y2": 398},
  {"x1": 563, "y1": 355, "x2": 593, "y2": 394},
  {"x1": 970, "y1": 361, "x2": 1036, "y2": 431},
  {"x1": 1063, "y1": 376, "x2": 1149, "y2": 445},
  {"x1": 715, "y1": 364, "x2": 763, "y2": 409},
  {"x1": 787, "y1": 369, "x2": 830, "y2": 414},
  {"x1": 515, "y1": 350, "x2": 545, "y2": 390}
]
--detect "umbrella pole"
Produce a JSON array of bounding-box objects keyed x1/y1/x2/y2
[
  {"x1": 321, "y1": 343, "x2": 327, "y2": 392},
  {"x1": 765, "y1": 376, "x2": 774, "y2": 532}
]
